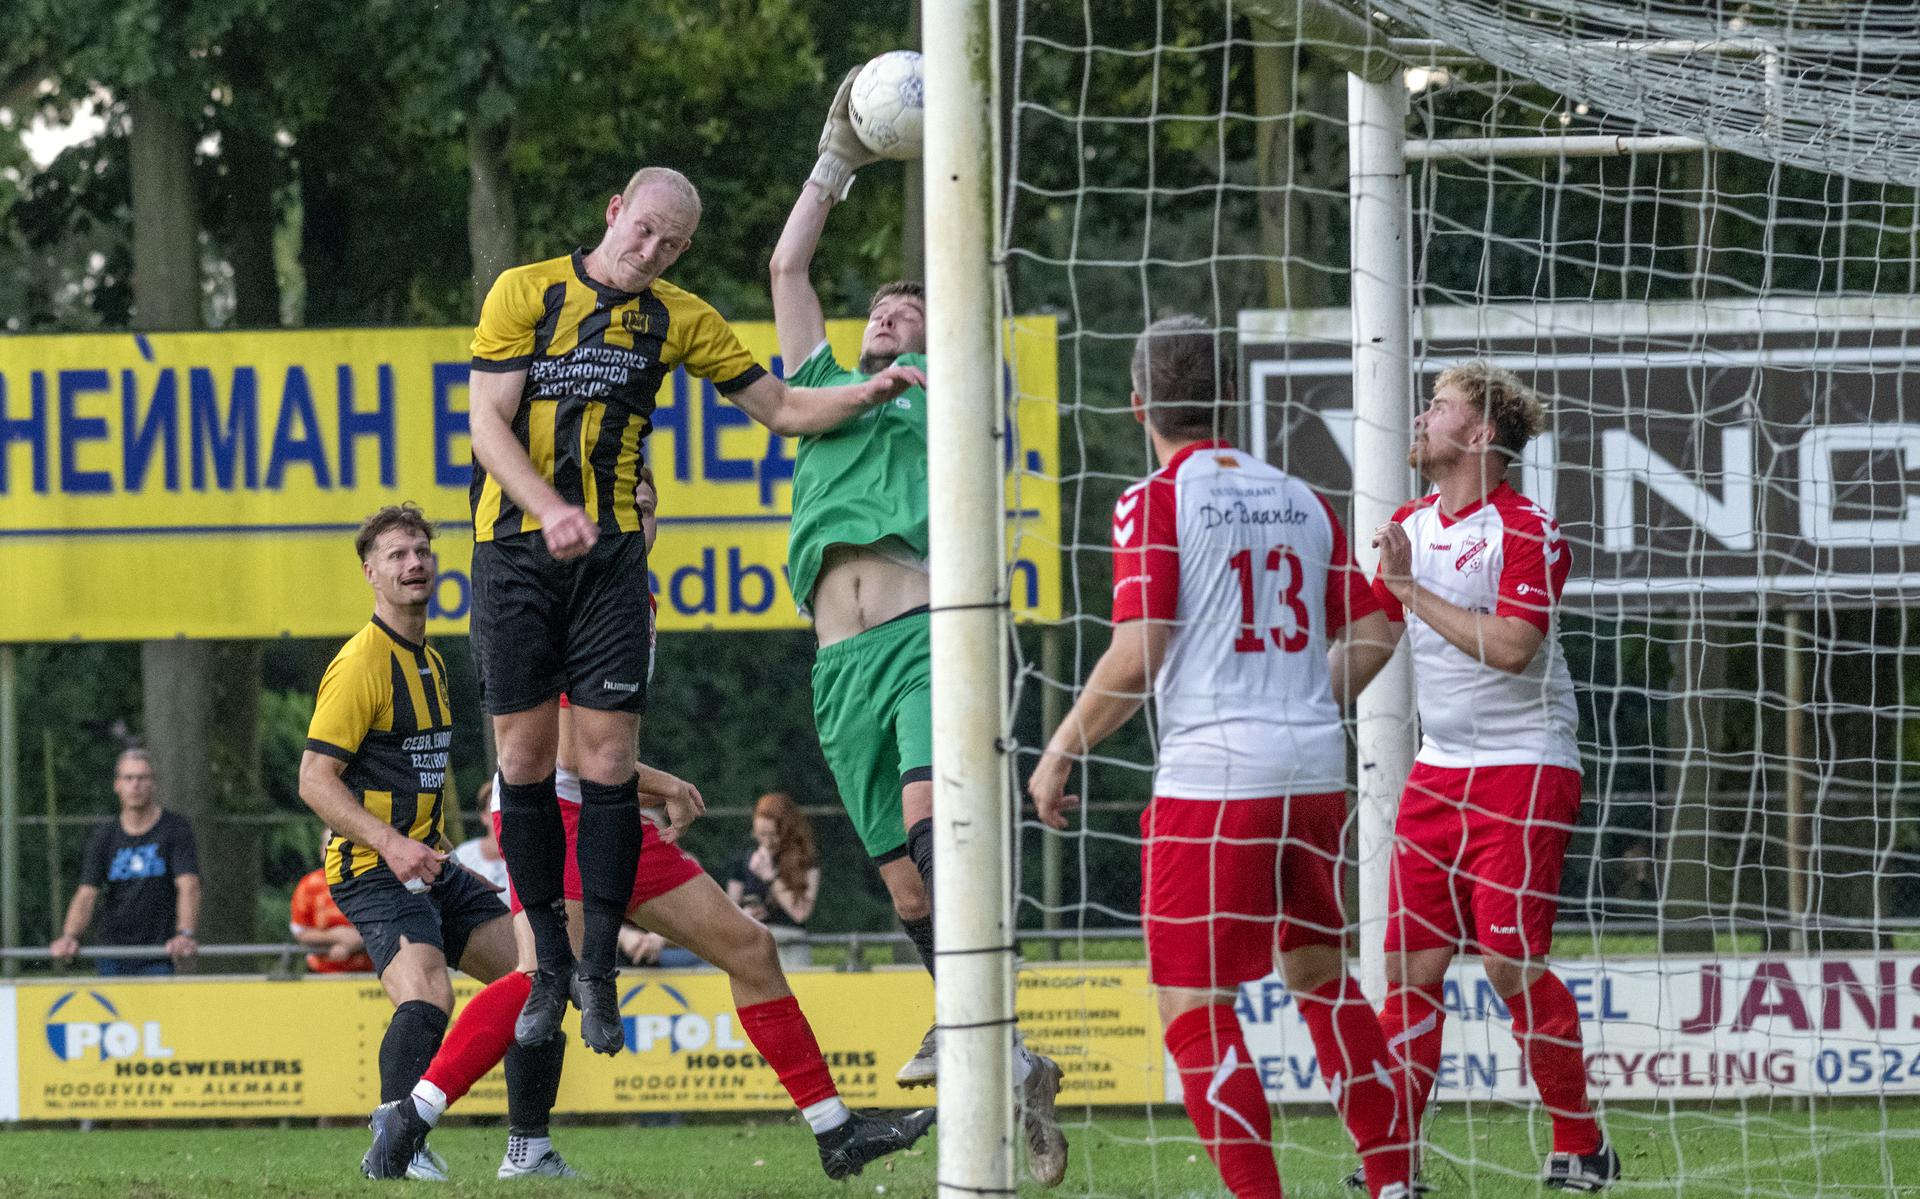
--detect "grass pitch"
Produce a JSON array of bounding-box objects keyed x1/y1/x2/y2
[{"x1": 0, "y1": 1104, "x2": 1913, "y2": 1197}]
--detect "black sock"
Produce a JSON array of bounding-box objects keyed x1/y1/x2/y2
[
  {"x1": 576, "y1": 774, "x2": 643, "y2": 974},
  {"x1": 498, "y1": 773, "x2": 572, "y2": 974},
  {"x1": 379, "y1": 999, "x2": 449, "y2": 1103},
  {"x1": 904, "y1": 817, "x2": 938, "y2": 975},
  {"x1": 907, "y1": 817, "x2": 935, "y2": 903},
  {"x1": 504, "y1": 1025, "x2": 567, "y2": 1136},
  {"x1": 901, "y1": 913, "x2": 937, "y2": 977}
]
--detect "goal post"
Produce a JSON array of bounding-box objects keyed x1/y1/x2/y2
[
  {"x1": 923, "y1": 0, "x2": 1016, "y2": 1195},
  {"x1": 978, "y1": 0, "x2": 1920, "y2": 1193}
]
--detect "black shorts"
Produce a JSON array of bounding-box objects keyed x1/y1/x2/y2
[
  {"x1": 329, "y1": 862, "x2": 509, "y2": 977},
  {"x1": 471, "y1": 530, "x2": 653, "y2": 716}
]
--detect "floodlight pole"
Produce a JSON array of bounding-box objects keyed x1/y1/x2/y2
[
  {"x1": 924, "y1": 0, "x2": 1017, "y2": 1194},
  {"x1": 1348, "y1": 70, "x2": 1416, "y2": 1005}
]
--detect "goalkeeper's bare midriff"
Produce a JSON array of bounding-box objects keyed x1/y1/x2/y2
[{"x1": 812, "y1": 544, "x2": 930, "y2": 647}]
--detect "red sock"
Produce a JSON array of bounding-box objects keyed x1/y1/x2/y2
[
  {"x1": 1508, "y1": 971, "x2": 1600, "y2": 1155},
  {"x1": 737, "y1": 995, "x2": 838, "y2": 1110},
  {"x1": 1297, "y1": 980, "x2": 1410, "y2": 1196},
  {"x1": 420, "y1": 970, "x2": 530, "y2": 1106},
  {"x1": 1165, "y1": 1004, "x2": 1279, "y2": 1199},
  {"x1": 1377, "y1": 984, "x2": 1446, "y2": 1142}
]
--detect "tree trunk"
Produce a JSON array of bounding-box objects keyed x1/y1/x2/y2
[
  {"x1": 467, "y1": 114, "x2": 518, "y2": 315},
  {"x1": 215, "y1": 41, "x2": 284, "y2": 328},
  {"x1": 130, "y1": 84, "x2": 263, "y2": 947}
]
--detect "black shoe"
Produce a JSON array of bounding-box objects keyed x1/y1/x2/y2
[
  {"x1": 360, "y1": 1098, "x2": 431, "y2": 1180},
  {"x1": 1543, "y1": 1140, "x2": 1621, "y2": 1192},
  {"x1": 515, "y1": 968, "x2": 572, "y2": 1048},
  {"x1": 817, "y1": 1108, "x2": 937, "y2": 1180},
  {"x1": 573, "y1": 966, "x2": 623, "y2": 1055},
  {"x1": 1344, "y1": 1165, "x2": 1432, "y2": 1195}
]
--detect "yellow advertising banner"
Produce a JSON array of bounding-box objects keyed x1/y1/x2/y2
[
  {"x1": 0, "y1": 319, "x2": 1060, "y2": 641},
  {"x1": 11, "y1": 964, "x2": 1158, "y2": 1120}
]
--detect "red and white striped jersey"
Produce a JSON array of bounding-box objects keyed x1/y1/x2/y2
[
  {"x1": 1371, "y1": 482, "x2": 1580, "y2": 771},
  {"x1": 1110, "y1": 440, "x2": 1377, "y2": 799}
]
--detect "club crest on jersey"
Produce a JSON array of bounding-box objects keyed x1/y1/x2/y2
[
  {"x1": 619, "y1": 308, "x2": 651, "y2": 335},
  {"x1": 1455, "y1": 537, "x2": 1490, "y2": 574}
]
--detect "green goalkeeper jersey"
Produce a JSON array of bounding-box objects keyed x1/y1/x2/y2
[{"x1": 785, "y1": 343, "x2": 930, "y2": 614}]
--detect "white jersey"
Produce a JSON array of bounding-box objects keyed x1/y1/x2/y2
[
  {"x1": 1373, "y1": 482, "x2": 1580, "y2": 771},
  {"x1": 1110, "y1": 440, "x2": 1377, "y2": 799}
]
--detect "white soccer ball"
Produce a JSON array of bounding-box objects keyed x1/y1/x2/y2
[{"x1": 848, "y1": 50, "x2": 925, "y2": 161}]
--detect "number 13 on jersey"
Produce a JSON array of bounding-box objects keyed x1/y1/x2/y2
[{"x1": 1229, "y1": 547, "x2": 1310, "y2": 654}]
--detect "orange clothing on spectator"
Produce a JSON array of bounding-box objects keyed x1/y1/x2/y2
[{"x1": 290, "y1": 868, "x2": 373, "y2": 973}]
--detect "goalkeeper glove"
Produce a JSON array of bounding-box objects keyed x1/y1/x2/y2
[{"x1": 809, "y1": 66, "x2": 880, "y2": 202}]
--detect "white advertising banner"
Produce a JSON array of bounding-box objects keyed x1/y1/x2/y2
[{"x1": 1195, "y1": 955, "x2": 1920, "y2": 1104}]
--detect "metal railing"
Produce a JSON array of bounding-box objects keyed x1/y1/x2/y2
[{"x1": 8, "y1": 914, "x2": 1919, "y2": 980}]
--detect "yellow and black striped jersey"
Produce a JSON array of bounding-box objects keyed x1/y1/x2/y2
[
  {"x1": 306, "y1": 615, "x2": 454, "y2": 885},
  {"x1": 468, "y1": 250, "x2": 768, "y2": 542}
]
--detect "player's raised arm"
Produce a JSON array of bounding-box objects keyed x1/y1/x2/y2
[
  {"x1": 770, "y1": 69, "x2": 881, "y2": 369},
  {"x1": 727, "y1": 365, "x2": 924, "y2": 437}
]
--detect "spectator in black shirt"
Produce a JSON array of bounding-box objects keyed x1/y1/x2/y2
[
  {"x1": 726, "y1": 793, "x2": 819, "y2": 967},
  {"x1": 50, "y1": 749, "x2": 201, "y2": 976}
]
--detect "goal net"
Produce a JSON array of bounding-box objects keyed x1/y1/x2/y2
[{"x1": 997, "y1": 2, "x2": 1920, "y2": 1194}]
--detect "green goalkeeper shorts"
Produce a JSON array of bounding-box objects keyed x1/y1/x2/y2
[{"x1": 811, "y1": 607, "x2": 933, "y2": 860}]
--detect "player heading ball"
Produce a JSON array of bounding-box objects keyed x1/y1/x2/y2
[{"x1": 465, "y1": 165, "x2": 924, "y2": 1055}]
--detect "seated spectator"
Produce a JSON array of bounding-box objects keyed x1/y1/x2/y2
[
  {"x1": 619, "y1": 924, "x2": 702, "y2": 970},
  {"x1": 726, "y1": 792, "x2": 819, "y2": 967},
  {"x1": 291, "y1": 832, "x2": 374, "y2": 973},
  {"x1": 450, "y1": 779, "x2": 510, "y2": 892},
  {"x1": 50, "y1": 748, "x2": 200, "y2": 976}
]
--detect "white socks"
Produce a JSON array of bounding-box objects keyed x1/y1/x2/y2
[
  {"x1": 803, "y1": 1096, "x2": 853, "y2": 1135},
  {"x1": 409, "y1": 1079, "x2": 447, "y2": 1127},
  {"x1": 507, "y1": 1133, "x2": 552, "y2": 1167}
]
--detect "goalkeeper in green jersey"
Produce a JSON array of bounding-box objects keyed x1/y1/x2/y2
[{"x1": 768, "y1": 68, "x2": 1066, "y2": 1188}]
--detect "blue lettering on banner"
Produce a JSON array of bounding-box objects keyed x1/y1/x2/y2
[
  {"x1": 59, "y1": 369, "x2": 113, "y2": 494},
  {"x1": 1256, "y1": 1055, "x2": 1322, "y2": 1091},
  {"x1": 1235, "y1": 979, "x2": 1294, "y2": 1024},
  {"x1": 427, "y1": 569, "x2": 471, "y2": 621},
  {"x1": 1443, "y1": 977, "x2": 1512, "y2": 1022},
  {"x1": 1565, "y1": 976, "x2": 1630, "y2": 1022},
  {"x1": 338, "y1": 364, "x2": 397, "y2": 488},
  {"x1": 189, "y1": 365, "x2": 259, "y2": 490},
  {"x1": 431, "y1": 362, "x2": 470, "y2": 487},
  {"x1": 1435, "y1": 1052, "x2": 1501, "y2": 1092},
  {"x1": 0, "y1": 373, "x2": 50, "y2": 494},
  {"x1": 701, "y1": 378, "x2": 754, "y2": 483},
  {"x1": 121, "y1": 367, "x2": 179, "y2": 492},
  {"x1": 672, "y1": 549, "x2": 717, "y2": 615},
  {"x1": 266, "y1": 366, "x2": 330, "y2": 488},
  {"x1": 727, "y1": 548, "x2": 774, "y2": 615}
]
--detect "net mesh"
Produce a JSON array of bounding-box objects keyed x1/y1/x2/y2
[
  {"x1": 1372, "y1": 0, "x2": 1920, "y2": 187},
  {"x1": 999, "y1": 3, "x2": 1920, "y2": 1195}
]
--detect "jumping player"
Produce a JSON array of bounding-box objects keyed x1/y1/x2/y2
[
  {"x1": 1351, "y1": 362, "x2": 1616, "y2": 1192},
  {"x1": 1026, "y1": 316, "x2": 1414, "y2": 1199},
  {"x1": 362, "y1": 470, "x2": 934, "y2": 1183},
  {"x1": 775, "y1": 69, "x2": 1067, "y2": 1186},
  {"x1": 468, "y1": 166, "x2": 923, "y2": 1054},
  {"x1": 297, "y1": 504, "x2": 521, "y2": 1182}
]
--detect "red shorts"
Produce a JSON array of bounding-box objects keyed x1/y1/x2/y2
[
  {"x1": 1140, "y1": 793, "x2": 1348, "y2": 989},
  {"x1": 491, "y1": 806, "x2": 706, "y2": 915},
  {"x1": 1384, "y1": 762, "x2": 1581, "y2": 960}
]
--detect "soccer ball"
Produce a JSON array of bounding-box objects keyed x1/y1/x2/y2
[{"x1": 848, "y1": 50, "x2": 925, "y2": 161}]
